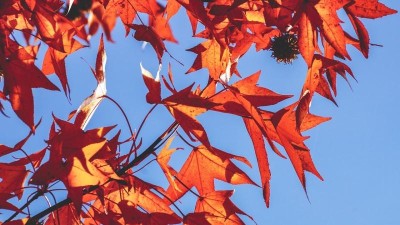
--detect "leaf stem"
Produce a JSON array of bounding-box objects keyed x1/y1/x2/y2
[{"x1": 176, "y1": 131, "x2": 196, "y2": 149}]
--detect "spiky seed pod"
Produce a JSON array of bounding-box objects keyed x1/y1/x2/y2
[{"x1": 270, "y1": 33, "x2": 300, "y2": 64}]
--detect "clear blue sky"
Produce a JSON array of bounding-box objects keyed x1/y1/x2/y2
[{"x1": 1, "y1": 1, "x2": 400, "y2": 224}]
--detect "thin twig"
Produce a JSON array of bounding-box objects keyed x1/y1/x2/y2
[
  {"x1": 4, "y1": 192, "x2": 41, "y2": 223},
  {"x1": 128, "y1": 104, "x2": 158, "y2": 161},
  {"x1": 102, "y1": 95, "x2": 134, "y2": 140}
]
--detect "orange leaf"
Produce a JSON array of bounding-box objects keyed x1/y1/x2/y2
[
  {"x1": 156, "y1": 137, "x2": 181, "y2": 193},
  {"x1": 10, "y1": 147, "x2": 46, "y2": 168},
  {"x1": 346, "y1": 10, "x2": 370, "y2": 58},
  {"x1": 169, "y1": 105, "x2": 211, "y2": 148},
  {"x1": 296, "y1": 91, "x2": 312, "y2": 130},
  {"x1": 91, "y1": 1, "x2": 117, "y2": 41},
  {"x1": 108, "y1": 175, "x2": 178, "y2": 215},
  {"x1": 118, "y1": 200, "x2": 181, "y2": 224},
  {"x1": 298, "y1": 12, "x2": 315, "y2": 67},
  {"x1": 83, "y1": 199, "x2": 124, "y2": 225},
  {"x1": 149, "y1": 3, "x2": 178, "y2": 43},
  {"x1": 91, "y1": 159, "x2": 122, "y2": 181},
  {"x1": 300, "y1": 113, "x2": 331, "y2": 132},
  {"x1": 231, "y1": 71, "x2": 292, "y2": 106},
  {"x1": 165, "y1": 145, "x2": 255, "y2": 202},
  {"x1": 346, "y1": 0, "x2": 397, "y2": 19},
  {"x1": 32, "y1": 2, "x2": 57, "y2": 41},
  {"x1": 42, "y1": 32, "x2": 84, "y2": 98},
  {"x1": 186, "y1": 39, "x2": 230, "y2": 80},
  {"x1": 163, "y1": 86, "x2": 218, "y2": 148},
  {"x1": 305, "y1": 0, "x2": 351, "y2": 59},
  {"x1": 105, "y1": 0, "x2": 153, "y2": 34},
  {"x1": 2, "y1": 49, "x2": 59, "y2": 130},
  {"x1": 175, "y1": 0, "x2": 212, "y2": 33},
  {"x1": 44, "y1": 204, "x2": 80, "y2": 225},
  {"x1": 243, "y1": 118, "x2": 271, "y2": 207},
  {"x1": 65, "y1": 142, "x2": 109, "y2": 186},
  {"x1": 195, "y1": 190, "x2": 254, "y2": 225},
  {"x1": 128, "y1": 24, "x2": 166, "y2": 62},
  {"x1": 183, "y1": 212, "x2": 215, "y2": 225},
  {"x1": 0, "y1": 163, "x2": 29, "y2": 199},
  {"x1": 272, "y1": 107, "x2": 323, "y2": 189},
  {"x1": 210, "y1": 71, "x2": 291, "y2": 116},
  {"x1": 30, "y1": 118, "x2": 117, "y2": 213},
  {"x1": 301, "y1": 54, "x2": 353, "y2": 109},
  {"x1": 165, "y1": 0, "x2": 181, "y2": 21}
]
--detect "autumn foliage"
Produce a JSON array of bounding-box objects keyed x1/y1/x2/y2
[{"x1": 0, "y1": 0, "x2": 397, "y2": 224}]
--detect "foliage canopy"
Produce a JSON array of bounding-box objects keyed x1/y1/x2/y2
[{"x1": 0, "y1": 0, "x2": 396, "y2": 224}]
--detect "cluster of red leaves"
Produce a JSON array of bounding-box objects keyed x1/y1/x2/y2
[{"x1": 0, "y1": 0, "x2": 396, "y2": 224}]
